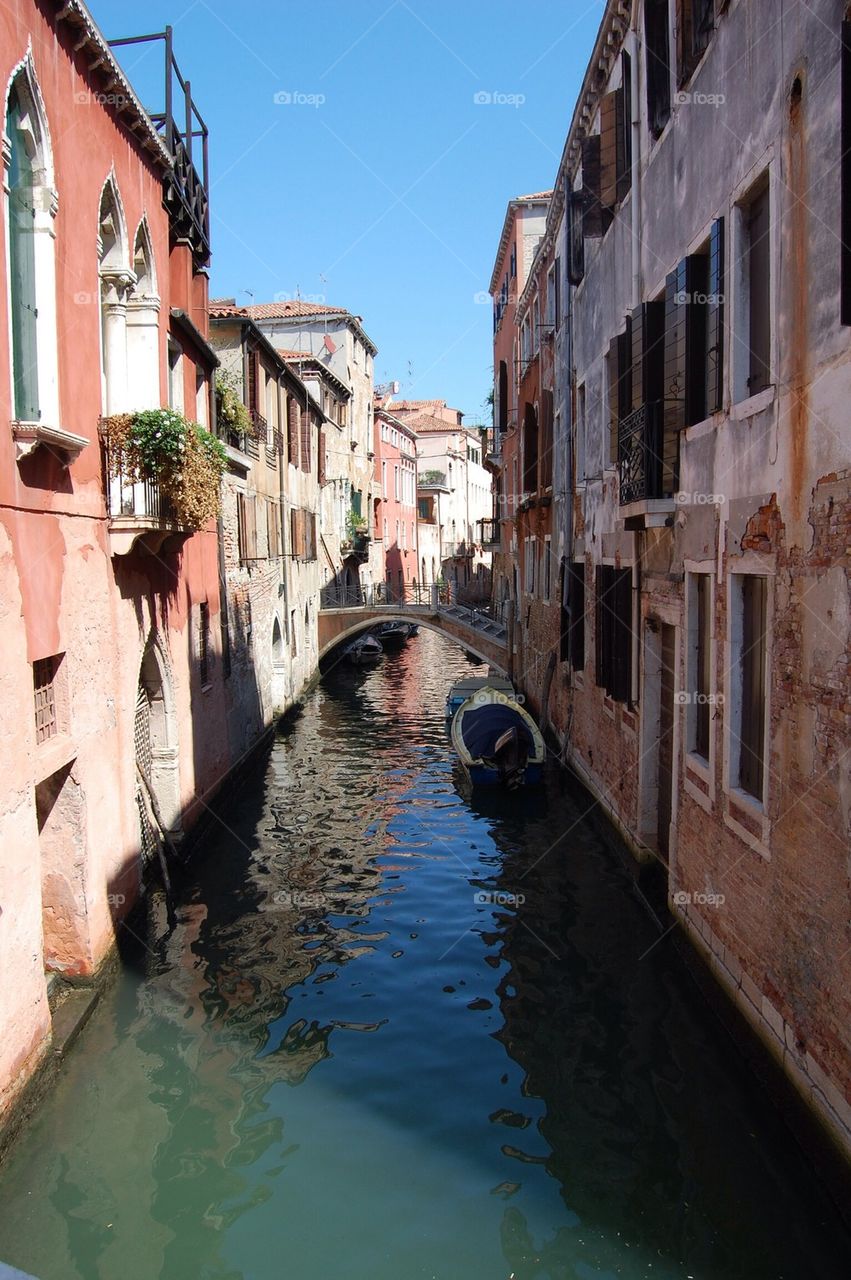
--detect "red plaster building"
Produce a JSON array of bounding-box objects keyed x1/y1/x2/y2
[
  {"x1": 373, "y1": 405, "x2": 418, "y2": 598},
  {"x1": 0, "y1": 2, "x2": 234, "y2": 1133}
]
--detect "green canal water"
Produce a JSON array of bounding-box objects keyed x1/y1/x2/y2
[{"x1": 0, "y1": 629, "x2": 849, "y2": 1280}]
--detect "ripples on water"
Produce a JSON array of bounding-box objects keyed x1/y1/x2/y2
[{"x1": 0, "y1": 629, "x2": 849, "y2": 1280}]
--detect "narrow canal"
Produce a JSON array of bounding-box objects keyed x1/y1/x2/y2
[{"x1": 1, "y1": 630, "x2": 849, "y2": 1280}]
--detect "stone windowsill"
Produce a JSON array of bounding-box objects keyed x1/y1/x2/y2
[
  {"x1": 34, "y1": 732, "x2": 77, "y2": 782},
  {"x1": 731, "y1": 386, "x2": 776, "y2": 421},
  {"x1": 13, "y1": 421, "x2": 88, "y2": 465}
]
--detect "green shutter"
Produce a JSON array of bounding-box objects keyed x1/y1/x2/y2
[{"x1": 8, "y1": 92, "x2": 40, "y2": 422}]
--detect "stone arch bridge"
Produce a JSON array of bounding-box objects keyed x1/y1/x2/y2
[{"x1": 318, "y1": 591, "x2": 513, "y2": 675}]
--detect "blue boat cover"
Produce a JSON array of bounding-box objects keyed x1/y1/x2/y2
[{"x1": 460, "y1": 704, "x2": 534, "y2": 758}]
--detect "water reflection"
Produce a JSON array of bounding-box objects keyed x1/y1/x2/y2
[{"x1": 0, "y1": 630, "x2": 849, "y2": 1280}]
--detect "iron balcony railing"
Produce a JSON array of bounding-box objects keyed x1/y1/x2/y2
[
  {"x1": 477, "y1": 518, "x2": 499, "y2": 547},
  {"x1": 617, "y1": 401, "x2": 665, "y2": 505},
  {"x1": 102, "y1": 441, "x2": 176, "y2": 523}
]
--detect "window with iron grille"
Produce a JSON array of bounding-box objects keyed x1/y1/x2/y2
[
  {"x1": 733, "y1": 574, "x2": 768, "y2": 801},
  {"x1": 33, "y1": 655, "x2": 62, "y2": 743}
]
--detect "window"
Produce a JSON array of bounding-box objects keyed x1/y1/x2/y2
[
  {"x1": 542, "y1": 537, "x2": 552, "y2": 603},
  {"x1": 687, "y1": 573, "x2": 712, "y2": 759},
  {"x1": 237, "y1": 492, "x2": 258, "y2": 562},
  {"x1": 732, "y1": 574, "x2": 768, "y2": 801},
  {"x1": 382, "y1": 460, "x2": 387, "y2": 496},
  {"x1": 394, "y1": 465, "x2": 400, "y2": 500},
  {"x1": 595, "y1": 565, "x2": 632, "y2": 702},
  {"x1": 599, "y1": 53, "x2": 632, "y2": 213},
  {"x1": 198, "y1": 603, "x2": 210, "y2": 688},
  {"x1": 290, "y1": 508, "x2": 317, "y2": 561},
  {"x1": 524, "y1": 537, "x2": 536, "y2": 596},
  {"x1": 522, "y1": 402, "x2": 538, "y2": 494},
  {"x1": 567, "y1": 184, "x2": 586, "y2": 285},
  {"x1": 676, "y1": 0, "x2": 714, "y2": 86},
  {"x1": 576, "y1": 383, "x2": 586, "y2": 483},
  {"x1": 5, "y1": 63, "x2": 57, "y2": 426},
  {"x1": 290, "y1": 609, "x2": 297, "y2": 657},
  {"x1": 560, "y1": 561, "x2": 585, "y2": 669},
  {"x1": 645, "y1": 0, "x2": 672, "y2": 138},
  {"x1": 266, "y1": 500, "x2": 282, "y2": 558},
  {"x1": 167, "y1": 338, "x2": 183, "y2": 412},
  {"x1": 744, "y1": 183, "x2": 771, "y2": 397},
  {"x1": 33, "y1": 654, "x2": 63, "y2": 743},
  {"x1": 520, "y1": 315, "x2": 531, "y2": 367}
]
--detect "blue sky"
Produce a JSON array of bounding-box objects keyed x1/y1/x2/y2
[{"x1": 96, "y1": 0, "x2": 606, "y2": 420}]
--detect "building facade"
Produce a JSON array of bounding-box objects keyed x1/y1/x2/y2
[
  {"x1": 491, "y1": 0, "x2": 851, "y2": 1165},
  {"x1": 373, "y1": 407, "x2": 419, "y2": 597},
  {"x1": 208, "y1": 306, "x2": 323, "y2": 730},
  {"x1": 246, "y1": 302, "x2": 380, "y2": 598},
  {"x1": 0, "y1": 2, "x2": 235, "y2": 1132}
]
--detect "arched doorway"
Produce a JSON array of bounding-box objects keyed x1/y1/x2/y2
[{"x1": 134, "y1": 638, "x2": 180, "y2": 873}]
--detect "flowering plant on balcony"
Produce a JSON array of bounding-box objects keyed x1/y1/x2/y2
[
  {"x1": 101, "y1": 408, "x2": 227, "y2": 529},
  {"x1": 215, "y1": 371, "x2": 261, "y2": 440}
]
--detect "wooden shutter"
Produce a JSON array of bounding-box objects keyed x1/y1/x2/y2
[
  {"x1": 288, "y1": 397, "x2": 300, "y2": 465},
  {"x1": 617, "y1": 54, "x2": 632, "y2": 204},
  {"x1": 582, "y1": 135, "x2": 604, "y2": 238},
  {"x1": 568, "y1": 189, "x2": 586, "y2": 284},
  {"x1": 318, "y1": 429, "x2": 327, "y2": 484},
  {"x1": 301, "y1": 405, "x2": 311, "y2": 472},
  {"x1": 706, "y1": 218, "x2": 725, "y2": 412},
  {"x1": 645, "y1": 0, "x2": 672, "y2": 138},
  {"x1": 630, "y1": 305, "x2": 645, "y2": 413},
  {"x1": 695, "y1": 574, "x2": 710, "y2": 758},
  {"x1": 676, "y1": 0, "x2": 697, "y2": 87},
  {"x1": 237, "y1": 493, "x2": 246, "y2": 562},
  {"x1": 247, "y1": 350, "x2": 259, "y2": 415},
  {"x1": 599, "y1": 92, "x2": 618, "y2": 212},
  {"x1": 540, "y1": 390, "x2": 553, "y2": 490}
]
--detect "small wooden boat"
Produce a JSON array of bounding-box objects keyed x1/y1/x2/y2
[
  {"x1": 372, "y1": 621, "x2": 412, "y2": 648},
  {"x1": 451, "y1": 687, "x2": 545, "y2": 788},
  {"x1": 344, "y1": 634, "x2": 383, "y2": 665},
  {"x1": 445, "y1": 675, "x2": 517, "y2": 719}
]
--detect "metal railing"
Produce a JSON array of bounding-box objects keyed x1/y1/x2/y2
[
  {"x1": 102, "y1": 443, "x2": 175, "y2": 522},
  {"x1": 617, "y1": 401, "x2": 664, "y2": 505},
  {"x1": 321, "y1": 580, "x2": 448, "y2": 610}
]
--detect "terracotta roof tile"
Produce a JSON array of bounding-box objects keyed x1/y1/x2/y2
[
  {"x1": 208, "y1": 301, "x2": 249, "y2": 318},
  {"x1": 515, "y1": 190, "x2": 553, "y2": 201},
  {"x1": 246, "y1": 300, "x2": 349, "y2": 319}
]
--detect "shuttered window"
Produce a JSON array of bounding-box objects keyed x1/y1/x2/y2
[
  {"x1": 617, "y1": 53, "x2": 632, "y2": 204},
  {"x1": 318, "y1": 430, "x2": 327, "y2": 484},
  {"x1": 522, "y1": 402, "x2": 539, "y2": 494},
  {"x1": 645, "y1": 0, "x2": 672, "y2": 138},
  {"x1": 289, "y1": 509, "x2": 318, "y2": 561},
  {"x1": 288, "y1": 397, "x2": 300, "y2": 465},
  {"x1": 599, "y1": 92, "x2": 619, "y2": 213},
  {"x1": 600, "y1": 57, "x2": 632, "y2": 217},
  {"x1": 540, "y1": 391, "x2": 554, "y2": 490},
  {"x1": 7, "y1": 87, "x2": 40, "y2": 422},
  {"x1": 300, "y1": 404, "x2": 312, "y2": 472},
  {"x1": 560, "y1": 560, "x2": 586, "y2": 670},
  {"x1": 706, "y1": 218, "x2": 725, "y2": 413},
  {"x1": 595, "y1": 565, "x2": 633, "y2": 702},
  {"x1": 747, "y1": 185, "x2": 771, "y2": 396},
  {"x1": 738, "y1": 575, "x2": 768, "y2": 799},
  {"x1": 677, "y1": 0, "x2": 714, "y2": 85},
  {"x1": 581, "y1": 135, "x2": 604, "y2": 238},
  {"x1": 237, "y1": 492, "x2": 258, "y2": 562},
  {"x1": 568, "y1": 188, "x2": 586, "y2": 285}
]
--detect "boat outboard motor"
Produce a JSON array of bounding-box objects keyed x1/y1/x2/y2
[{"x1": 492, "y1": 726, "x2": 529, "y2": 789}]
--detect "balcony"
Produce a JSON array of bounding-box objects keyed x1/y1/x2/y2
[
  {"x1": 441, "y1": 539, "x2": 471, "y2": 559},
  {"x1": 108, "y1": 27, "x2": 210, "y2": 264},
  {"x1": 104, "y1": 446, "x2": 189, "y2": 557},
  {"x1": 617, "y1": 401, "x2": 676, "y2": 529},
  {"x1": 477, "y1": 518, "x2": 500, "y2": 549},
  {"x1": 341, "y1": 530, "x2": 371, "y2": 561}
]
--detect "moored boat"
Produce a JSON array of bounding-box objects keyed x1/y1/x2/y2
[
  {"x1": 450, "y1": 687, "x2": 545, "y2": 788},
  {"x1": 372, "y1": 621, "x2": 412, "y2": 648},
  {"x1": 445, "y1": 674, "x2": 517, "y2": 719},
  {"x1": 344, "y1": 634, "x2": 383, "y2": 665}
]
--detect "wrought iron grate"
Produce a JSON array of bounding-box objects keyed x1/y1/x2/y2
[{"x1": 33, "y1": 657, "x2": 59, "y2": 744}]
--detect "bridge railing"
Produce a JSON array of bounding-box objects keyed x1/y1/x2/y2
[{"x1": 320, "y1": 581, "x2": 452, "y2": 610}]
